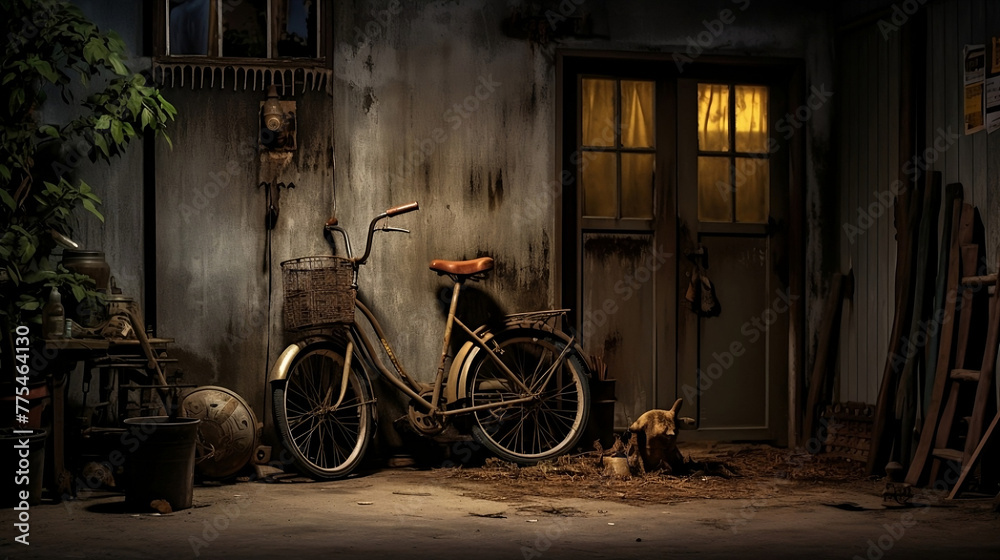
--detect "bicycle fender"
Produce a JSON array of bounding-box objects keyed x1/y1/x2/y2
[
  {"x1": 267, "y1": 335, "x2": 334, "y2": 384},
  {"x1": 444, "y1": 332, "x2": 494, "y2": 404},
  {"x1": 444, "y1": 318, "x2": 590, "y2": 403}
]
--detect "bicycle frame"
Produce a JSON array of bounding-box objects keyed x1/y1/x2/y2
[
  {"x1": 269, "y1": 206, "x2": 578, "y2": 423},
  {"x1": 345, "y1": 294, "x2": 547, "y2": 418}
]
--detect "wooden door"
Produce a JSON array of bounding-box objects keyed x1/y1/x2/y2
[
  {"x1": 675, "y1": 78, "x2": 789, "y2": 443},
  {"x1": 561, "y1": 58, "x2": 678, "y2": 430},
  {"x1": 560, "y1": 57, "x2": 792, "y2": 444}
]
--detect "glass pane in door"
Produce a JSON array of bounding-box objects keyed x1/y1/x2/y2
[
  {"x1": 621, "y1": 81, "x2": 654, "y2": 148},
  {"x1": 697, "y1": 156, "x2": 731, "y2": 222},
  {"x1": 735, "y1": 157, "x2": 768, "y2": 223},
  {"x1": 582, "y1": 151, "x2": 617, "y2": 217},
  {"x1": 735, "y1": 85, "x2": 768, "y2": 153},
  {"x1": 621, "y1": 153, "x2": 654, "y2": 219},
  {"x1": 582, "y1": 79, "x2": 615, "y2": 147},
  {"x1": 697, "y1": 84, "x2": 729, "y2": 152}
]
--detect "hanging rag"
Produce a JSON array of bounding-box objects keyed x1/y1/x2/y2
[{"x1": 685, "y1": 263, "x2": 721, "y2": 317}]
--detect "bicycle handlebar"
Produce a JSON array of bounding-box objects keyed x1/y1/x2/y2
[
  {"x1": 386, "y1": 201, "x2": 419, "y2": 217},
  {"x1": 325, "y1": 201, "x2": 420, "y2": 268}
]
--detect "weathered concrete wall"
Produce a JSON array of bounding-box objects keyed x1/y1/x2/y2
[
  {"x1": 49, "y1": 0, "x2": 148, "y2": 307},
  {"x1": 74, "y1": 0, "x2": 837, "y2": 447}
]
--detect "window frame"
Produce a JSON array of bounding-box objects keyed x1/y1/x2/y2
[
  {"x1": 154, "y1": 0, "x2": 334, "y2": 69},
  {"x1": 577, "y1": 74, "x2": 657, "y2": 231},
  {"x1": 696, "y1": 81, "x2": 771, "y2": 226}
]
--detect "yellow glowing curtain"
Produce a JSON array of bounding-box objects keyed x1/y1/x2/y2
[
  {"x1": 698, "y1": 84, "x2": 729, "y2": 152},
  {"x1": 582, "y1": 79, "x2": 614, "y2": 147},
  {"x1": 697, "y1": 83, "x2": 769, "y2": 223},
  {"x1": 581, "y1": 78, "x2": 655, "y2": 218},
  {"x1": 735, "y1": 85, "x2": 768, "y2": 153},
  {"x1": 622, "y1": 80, "x2": 654, "y2": 148}
]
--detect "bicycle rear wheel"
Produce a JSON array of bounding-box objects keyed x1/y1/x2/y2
[
  {"x1": 272, "y1": 340, "x2": 374, "y2": 480},
  {"x1": 467, "y1": 329, "x2": 590, "y2": 464}
]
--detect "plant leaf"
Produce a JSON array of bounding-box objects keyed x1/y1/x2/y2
[
  {"x1": 20, "y1": 241, "x2": 35, "y2": 263},
  {"x1": 126, "y1": 90, "x2": 141, "y2": 117},
  {"x1": 81, "y1": 198, "x2": 104, "y2": 222},
  {"x1": 107, "y1": 52, "x2": 128, "y2": 76},
  {"x1": 39, "y1": 124, "x2": 60, "y2": 138},
  {"x1": 92, "y1": 133, "x2": 109, "y2": 157},
  {"x1": 33, "y1": 60, "x2": 59, "y2": 83},
  {"x1": 0, "y1": 188, "x2": 16, "y2": 210},
  {"x1": 110, "y1": 119, "x2": 124, "y2": 145}
]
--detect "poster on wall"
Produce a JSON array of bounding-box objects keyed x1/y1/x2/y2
[
  {"x1": 987, "y1": 38, "x2": 1000, "y2": 134},
  {"x1": 964, "y1": 44, "x2": 985, "y2": 135}
]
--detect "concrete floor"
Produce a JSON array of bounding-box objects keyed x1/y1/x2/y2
[
  {"x1": 2, "y1": 468, "x2": 999, "y2": 560},
  {"x1": 0, "y1": 469, "x2": 1000, "y2": 560}
]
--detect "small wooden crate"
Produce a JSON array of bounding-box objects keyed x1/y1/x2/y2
[
  {"x1": 281, "y1": 256, "x2": 355, "y2": 330},
  {"x1": 822, "y1": 401, "x2": 874, "y2": 461}
]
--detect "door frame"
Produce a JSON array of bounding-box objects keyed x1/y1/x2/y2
[{"x1": 555, "y1": 50, "x2": 806, "y2": 445}]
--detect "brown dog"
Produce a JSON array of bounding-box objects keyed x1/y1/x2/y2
[{"x1": 628, "y1": 399, "x2": 695, "y2": 473}]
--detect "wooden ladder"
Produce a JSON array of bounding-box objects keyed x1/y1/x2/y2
[
  {"x1": 950, "y1": 410, "x2": 1000, "y2": 499},
  {"x1": 905, "y1": 203, "x2": 974, "y2": 485},
  {"x1": 929, "y1": 247, "x2": 998, "y2": 486},
  {"x1": 910, "y1": 244, "x2": 998, "y2": 491}
]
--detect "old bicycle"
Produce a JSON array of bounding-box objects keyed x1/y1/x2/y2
[{"x1": 268, "y1": 202, "x2": 592, "y2": 480}]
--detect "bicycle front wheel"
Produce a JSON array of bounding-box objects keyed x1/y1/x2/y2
[
  {"x1": 272, "y1": 340, "x2": 374, "y2": 480},
  {"x1": 467, "y1": 329, "x2": 591, "y2": 464}
]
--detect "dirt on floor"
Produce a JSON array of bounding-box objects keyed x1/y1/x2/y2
[{"x1": 438, "y1": 443, "x2": 891, "y2": 505}]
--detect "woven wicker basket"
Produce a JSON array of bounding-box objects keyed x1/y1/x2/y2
[{"x1": 281, "y1": 256, "x2": 355, "y2": 330}]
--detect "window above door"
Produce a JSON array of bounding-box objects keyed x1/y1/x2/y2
[
  {"x1": 579, "y1": 77, "x2": 656, "y2": 228},
  {"x1": 696, "y1": 83, "x2": 769, "y2": 224}
]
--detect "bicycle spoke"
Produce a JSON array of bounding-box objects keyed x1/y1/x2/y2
[
  {"x1": 470, "y1": 333, "x2": 588, "y2": 461},
  {"x1": 275, "y1": 344, "x2": 373, "y2": 479}
]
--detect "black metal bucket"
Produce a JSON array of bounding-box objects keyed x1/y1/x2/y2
[{"x1": 123, "y1": 416, "x2": 200, "y2": 512}]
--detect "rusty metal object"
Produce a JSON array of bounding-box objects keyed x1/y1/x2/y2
[
  {"x1": 881, "y1": 481, "x2": 913, "y2": 504},
  {"x1": 180, "y1": 386, "x2": 259, "y2": 479}
]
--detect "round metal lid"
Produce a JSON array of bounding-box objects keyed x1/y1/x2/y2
[{"x1": 180, "y1": 386, "x2": 259, "y2": 478}]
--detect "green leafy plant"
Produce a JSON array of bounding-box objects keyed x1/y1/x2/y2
[{"x1": 1, "y1": 0, "x2": 176, "y2": 334}]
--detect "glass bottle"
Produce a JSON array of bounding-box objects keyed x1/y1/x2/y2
[{"x1": 42, "y1": 287, "x2": 65, "y2": 339}]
